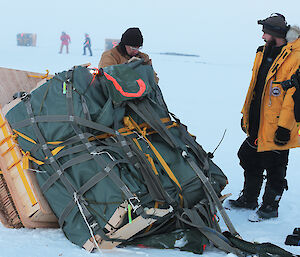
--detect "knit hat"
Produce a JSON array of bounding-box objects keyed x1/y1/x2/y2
[
  {"x1": 120, "y1": 28, "x2": 143, "y2": 47},
  {"x1": 258, "y1": 13, "x2": 290, "y2": 38}
]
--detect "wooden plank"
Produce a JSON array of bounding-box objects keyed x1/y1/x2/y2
[
  {"x1": 0, "y1": 174, "x2": 23, "y2": 228},
  {"x1": 0, "y1": 67, "x2": 52, "y2": 106},
  {"x1": 0, "y1": 106, "x2": 58, "y2": 228},
  {"x1": 83, "y1": 207, "x2": 171, "y2": 251}
]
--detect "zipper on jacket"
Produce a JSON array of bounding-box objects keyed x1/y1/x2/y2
[{"x1": 268, "y1": 80, "x2": 273, "y2": 106}]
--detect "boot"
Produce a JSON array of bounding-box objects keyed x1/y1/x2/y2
[
  {"x1": 228, "y1": 194, "x2": 258, "y2": 210},
  {"x1": 255, "y1": 163, "x2": 288, "y2": 220},
  {"x1": 256, "y1": 204, "x2": 278, "y2": 219},
  {"x1": 228, "y1": 169, "x2": 263, "y2": 210},
  {"x1": 255, "y1": 186, "x2": 282, "y2": 220},
  {"x1": 249, "y1": 202, "x2": 279, "y2": 222}
]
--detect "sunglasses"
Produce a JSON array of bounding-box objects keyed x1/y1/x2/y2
[{"x1": 128, "y1": 46, "x2": 142, "y2": 51}]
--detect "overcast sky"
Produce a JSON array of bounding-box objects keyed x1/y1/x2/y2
[{"x1": 1, "y1": 0, "x2": 299, "y2": 56}]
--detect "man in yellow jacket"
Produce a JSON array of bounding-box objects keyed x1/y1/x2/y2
[
  {"x1": 98, "y1": 27, "x2": 159, "y2": 84},
  {"x1": 229, "y1": 13, "x2": 300, "y2": 221}
]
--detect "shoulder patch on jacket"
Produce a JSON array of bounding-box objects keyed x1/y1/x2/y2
[{"x1": 256, "y1": 46, "x2": 264, "y2": 53}]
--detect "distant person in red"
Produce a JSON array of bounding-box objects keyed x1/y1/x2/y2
[
  {"x1": 59, "y1": 32, "x2": 71, "y2": 54},
  {"x1": 83, "y1": 33, "x2": 92, "y2": 56}
]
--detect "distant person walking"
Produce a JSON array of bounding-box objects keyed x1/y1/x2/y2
[
  {"x1": 83, "y1": 33, "x2": 92, "y2": 56},
  {"x1": 228, "y1": 13, "x2": 300, "y2": 221},
  {"x1": 59, "y1": 32, "x2": 71, "y2": 54}
]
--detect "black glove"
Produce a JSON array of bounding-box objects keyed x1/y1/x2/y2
[{"x1": 274, "y1": 126, "x2": 290, "y2": 146}]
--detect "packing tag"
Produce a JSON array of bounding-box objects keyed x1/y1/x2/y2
[{"x1": 62, "y1": 82, "x2": 67, "y2": 94}]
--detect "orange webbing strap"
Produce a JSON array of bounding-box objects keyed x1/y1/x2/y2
[
  {"x1": 13, "y1": 117, "x2": 175, "y2": 156},
  {"x1": 145, "y1": 201, "x2": 161, "y2": 233},
  {"x1": 13, "y1": 118, "x2": 176, "y2": 164},
  {"x1": 0, "y1": 134, "x2": 14, "y2": 145},
  {"x1": 13, "y1": 130, "x2": 38, "y2": 145},
  {"x1": 21, "y1": 150, "x2": 44, "y2": 170},
  {"x1": 94, "y1": 117, "x2": 174, "y2": 140},
  {"x1": 127, "y1": 116, "x2": 182, "y2": 191},
  {"x1": 132, "y1": 138, "x2": 159, "y2": 176},
  {"x1": 27, "y1": 69, "x2": 52, "y2": 80},
  {"x1": 1, "y1": 143, "x2": 17, "y2": 157},
  {"x1": 13, "y1": 129, "x2": 64, "y2": 166},
  {"x1": 179, "y1": 194, "x2": 184, "y2": 207},
  {"x1": 0, "y1": 113, "x2": 37, "y2": 205},
  {"x1": 133, "y1": 132, "x2": 184, "y2": 207}
]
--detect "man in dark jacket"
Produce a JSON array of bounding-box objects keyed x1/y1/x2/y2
[
  {"x1": 83, "y1": 33, "x2": 92, "y2": 56},
  {"x1": 229, "y1": 14, "x2": 300, "y2": 221}
]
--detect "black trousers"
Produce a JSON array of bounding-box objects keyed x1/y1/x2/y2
[
  {"x1": 237, "y1": 138, "x2": 289, "y2": 206},
  {"x1": 83, "y1": 45, "x2": 92, "y2": 56}
]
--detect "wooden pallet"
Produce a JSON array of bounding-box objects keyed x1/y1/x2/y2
[
  {"x1": 0, "y1": 106, "x2": 58, "y2": 228},
  {"x1": 0, "y1": 67, "x2": 52, "y2": 106},
  {"x1": 83, "y1": 207, "x2": 172, "y2": 251},
  {"x1": 0, "y1": 173, "x2": 22, "y2": 228}
]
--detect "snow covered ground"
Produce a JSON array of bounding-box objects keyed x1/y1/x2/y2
[{"x1": 0, "y1": 0, "x2": 299, "y2": 256}]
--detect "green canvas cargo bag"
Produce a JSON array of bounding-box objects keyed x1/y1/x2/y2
[{"x1": 5, "y1": 60, "x2": 228, "y2": 253}]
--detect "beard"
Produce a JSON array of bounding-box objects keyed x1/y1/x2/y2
[{"x1": 265, "y1": 38, "x2": 276, "y2": 47}]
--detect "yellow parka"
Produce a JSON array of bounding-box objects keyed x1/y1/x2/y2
[
  {"x1": 98, "y1": 46, "x2": 159, "y2": 84},
  {"x1": 242, "y1": 27, "x2": 300, "y2": 152}
]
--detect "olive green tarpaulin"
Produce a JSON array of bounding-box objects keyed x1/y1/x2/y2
[{"x1": 5, "y1": 60, "x2": 227, "y2": 253}]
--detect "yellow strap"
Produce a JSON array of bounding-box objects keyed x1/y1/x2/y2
[
  {"x1": 21, "y1": 150, "x2": 44, "y2": 169},
  {"x1": 13, "y1": 117, "x2": 174, "y2": 152},
  {"x1": 179, "y1": 193, "x2": 184, "y2": 207},
  {"x1": 14, "y1": 130, "x2": 65, "y2": 163},
  {"x1": 145, "y1": 201, "x2": 160, "y2": 233},
  {"x1": 132, "y1": 138, "x2": 159, "y2": 176},
  {"x1": 50, "y1": 146, "x2": 65, "y2": 156},
  {"x1": 132, "y1": 138, "x2": 142, "y2": 151},
  {"x1": 0, "y1": 113, "x2": 37, "y2": 205},
  {"x1": 13, "y1": 130, "x2": 37, "y2": 144},
  {"x1": 128, "y1": 116, "x2": 182, "y2": 191},
  {"x1": 0, "y1": 134, "x2": 13, "y2": 146},
  {"x1": 13, "y1": 116, "x2": 179, "y2": 185},
  {"x1": 94, "y1": 117, "x2": 173, "y2": 140},
  {"x1": 0, "y1": 121, "x2": 6, "y2": 128},
  {"x1": 14, "y1": 130, "x2": 64, "y2": 146},
  {"x1": 133, "y1": 135, "x2": 180, "y2": 209},
  {"x1": 7, "y1": 158, "x2": 22, "y2": 170},
  {"x1": 1, "y1": 144, "x2": 17, "y2": 156},
  {"x1": 145, "y1": 154, "x2": 159, "y2": 175},
  {"x1": 27, "y1": 69, "x2": 52, "y2": 80}
]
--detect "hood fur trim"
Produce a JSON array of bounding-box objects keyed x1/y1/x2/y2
[{"x1": 286, "y1": 25, "x2": 300, "y2": 43}]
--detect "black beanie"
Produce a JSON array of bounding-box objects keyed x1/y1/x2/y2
[
  {"x1": 120, "y1": 28, "x2": 143, "y2": 47},
  {"x1": 258, "y1": 13, "x2": 289, "y2": 38}
]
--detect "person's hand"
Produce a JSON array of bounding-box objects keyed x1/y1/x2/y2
[
  {"x1": 274, "y1": 126, "x2": 290, "y2": 145},
  {"x1": 127, "y1": 56, "x2": 141, "y2": 63}
]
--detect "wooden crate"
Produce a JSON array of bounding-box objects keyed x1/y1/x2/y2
[
  {"x1": 0, "y1": 67, "x2": 51, "y2": 106},
  {"x1": 0, "y1": 106, "x2": 58, "y2": 228},
  {"x1": 83, "y1": 207, "x2": 172, "y2": 251}
]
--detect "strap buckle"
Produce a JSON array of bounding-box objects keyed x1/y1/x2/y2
[
  {"x1": 20, "y1": 92, "x2": 30, "y2": 101},
  {"x1": 128, "y1": 196, "x2": 141, "y2": 213}
]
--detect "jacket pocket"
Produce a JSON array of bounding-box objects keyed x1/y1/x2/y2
[{"x1": 263, "y1": 112, "x2": 279, "y2": 143}]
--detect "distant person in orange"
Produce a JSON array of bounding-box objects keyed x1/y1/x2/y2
[{"x1": 59, "y1": 32, "x2": 71, "y2": 54}]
